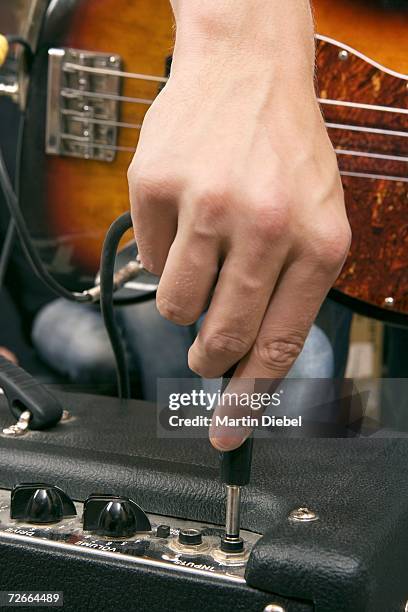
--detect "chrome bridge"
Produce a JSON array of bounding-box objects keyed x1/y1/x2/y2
[{"x1": 46, "y1": 47, "x2": 122, "y2": 162}]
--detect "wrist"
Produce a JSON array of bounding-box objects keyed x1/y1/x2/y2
[{"x1": 170, "y1": 0, "x2": 315, "y2": 82}]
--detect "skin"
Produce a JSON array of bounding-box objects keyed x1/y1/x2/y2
[
  {"x1": 128, "y1": 0, "x2": 351, "y2": 450},
  {"x1": 0, "y1": 347, "x2": 18, "y2": 364}
]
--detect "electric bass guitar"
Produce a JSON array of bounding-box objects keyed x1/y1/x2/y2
[{"x1": 10, "y1": 0, "x2": 408, "y2": 323}]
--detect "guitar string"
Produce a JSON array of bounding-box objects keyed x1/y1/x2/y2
[
  {"x1": 60, "y1": 86, "x2": 408, "y2": 116},
  {"x1": 62, "y1": 60, "x2": 408, "y2": 114},
  {"x1": 325, "y1": 123, "x2": 408, "y2": 138},
  {"x1": 62, "y1": 88, "x2": 154, "y2": 105},
  {"x1": 63, "y1": 62, "x2": 168, "y2": 84},
  {"x1": 59, "y1": 133, "x2": 408, "y2": 183},
  {"x1": 60, "y1": 132, "x2": 408, "y2": 163},
  {"x1": 64, "y1": 112, "x2": 408, "y2": 139},
  {"x1": 339, "y1": 170, "x2": 408, "y2": 183},
  {"x1": 59, "y1": 125, "x2": 408, "y2": 164},
  {"x1": 318, "y1": 98, "x2": 408, "y2": 115},
  {"x1": 61, "y1": 110, "x2": 143, "y2": 130},
  {"x1": 335, "y1": 149, "x2": 407, "y2": 163},
  {"x1": 59, "y1": 65, "x2": 408, "y2": 179}
]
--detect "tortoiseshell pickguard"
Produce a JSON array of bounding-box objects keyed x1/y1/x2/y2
[{"x1": 316, "y1": 37, "x2": 407, "y2": 321}]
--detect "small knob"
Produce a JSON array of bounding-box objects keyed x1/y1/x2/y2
[
  {"x1": 156, "y1": 524, "x2": 170, "y2": 538},
  {"x1": 178, "y1": 529, "x2": 202, "y2": 546},
  {"x1": 83, "y1": 495, "x2": 151, "y2": 538},
  {"x1": 10, "y1": 483, "x2": 76, "y2": 524}
]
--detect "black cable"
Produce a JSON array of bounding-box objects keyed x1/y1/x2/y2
[
  {"x1": 0, "y1": 144, "x2": 92, "y2": 302},
  {"x1": 5, "y1": 36, "x2": 33, "y2": 62},
  {"x1": 0, "y1": 134, "x2": 156, "y2": 306},
  {"x1": 0, "y1": 36, "x2": 155, "y2": 399},
  {"x1": 0, "y1": 108, "x2": 26, "y2": 288},
  {"x1": 100, "y1": 212, "x2": 133, "y2": 399},
  {"x1": 0, "y1": 219, "x2": 15, "y2": 288},
  {"x1": 0, "y1": 36, "x2": 89, "y2": 301},
  {"x1": 0, "y1": 136, "x2": 151, "y2": 398},
  {"x1": 0, "y1": 114, "x2": 159, "y2": 400}
]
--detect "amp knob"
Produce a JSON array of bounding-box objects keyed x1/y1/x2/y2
[
  {"x1": 10, "y1": 483, "x2": 77, "y2": 524},
  {"x1": 83, "y1": 494, "x2": 151, "y2": 538}
]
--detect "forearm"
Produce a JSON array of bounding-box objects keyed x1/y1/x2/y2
[{"x1": 170, "y1": 0, "x2": 315, "y2": 83}]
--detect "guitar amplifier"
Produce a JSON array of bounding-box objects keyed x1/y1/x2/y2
[{"x1": 0, "y1": 387, "x2": 407, "y2": 612}]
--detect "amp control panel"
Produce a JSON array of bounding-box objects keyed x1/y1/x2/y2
[{"x1": 0, "y1": 485, "x2": 261, "y2": 583}]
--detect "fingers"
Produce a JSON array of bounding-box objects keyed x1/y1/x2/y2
[
  {"x1": 238, "y1": 236, "x2": 350, "y2": 379},
  {"x1": 209, "y1": 257, "x2": 339, "y2": 451},
  {"x1": 188, "y1": 245, "x2": 284, "y2": 377},
  {"x1": 209, "y1": 377, "x2": 265, "y2": 451},
  {"x1": 154, "y1": 188, "x2": 287, "y2": 333},
  {"x1": 155, "y1": 225, "x2": 220, "y2": 326},
  {"x1": 128, "y1": 170, "x2": 179, "y2": 275}
]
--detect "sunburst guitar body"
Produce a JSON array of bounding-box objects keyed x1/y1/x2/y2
[{"x1": 19, "y1": 0, "x2": 408, "y2": 324}]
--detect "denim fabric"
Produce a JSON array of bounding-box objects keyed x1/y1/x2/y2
[
  {"x1": 32, "y1": 297, "x2": 346, "y2": 402},
  {"x1": 32, "y1": 298, "x2": 195, "y2": 400},
  {"x1": 116, "y1": 300, "x2": 197, "y2": 400},
  {"x1": 315, "y1": 299, "x2": 353, "y2": 378},
  {"x1": 202, "y1": 321, "x2": 336, "y2": 416},
  {"x1": 32, "y1": 299, "x2": 118, "y2": 387}
]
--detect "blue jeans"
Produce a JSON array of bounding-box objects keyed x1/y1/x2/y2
[
  {"x1": 32, "y1": 297, "x2": 348, "y2": 401},
  {"x1": 32, "y1": 298, "x2": 194, "y2": 400}
]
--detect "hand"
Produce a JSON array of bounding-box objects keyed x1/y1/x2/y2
[
  {"x1": 128, "y1": 0, "x2": 351, "y2": 449},
  {"x1": 0, "y1": 347, "x2": 18, "y2": 365}
]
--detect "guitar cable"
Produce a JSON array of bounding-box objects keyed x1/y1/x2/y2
[
  {"x1": 0, "y1": 143, "x2": 94, "y2": 303},
  {"x1": 0, "y1": 135, "x2": 156, "y2": 299},
  {"x1": 0, "y1": 139, "x2": 139, "y2": 397},
  {"x1": 0, "y1": 36, "x2": 154, "y2": 306},
  {"x1": 99, "y1": 212, "x2": 134, "y2": 399},
  {"x1": 0, "y1": 64, "x2": 151, "y2": 399},
  {"x1": 0, "y1": 36, "x2": 27, "y2": 289},
  {"x1": 0, "y1": 35, "x2": 158, "y2": 396},
  {"x1": 0, "y1": 217, "x2": 16, "y2": 288}
]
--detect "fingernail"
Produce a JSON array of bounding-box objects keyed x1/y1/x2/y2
[{"x1": 210, "y1": 436, "x2": 246, "y2": 452}]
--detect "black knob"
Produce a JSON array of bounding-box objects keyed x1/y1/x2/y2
[
  {"x1": 83, "y1": 494, "x2": 151, "y2": 538},
  {"x1": 10, "y1": 483, "x2": 76, "y2": 524},
  {"x1": 178, "y1": 528, "x2": 202, "y2": 546}
]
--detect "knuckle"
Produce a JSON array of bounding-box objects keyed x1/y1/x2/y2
[
  {"x1": 201, "y1": 331, "x2": 251, "y2": 360},
  {"x1": 193, "y1": 183, "x2": 231, "y2": 207},
  {"x1": 189, "y1": 206, "x2": 223, "y2": 242},
  {"x1": 128, "y1": 165, "x2": 178, "y2": 204},
  {"x1": 251, "y1": 201, "x2": 289, "y2": 242},
  {"x1": 339, "y1": 222, "x2": 353, "y2": 254},
  {"x1": 127, "y1": 159, "x2": 135, "y2": 183},
  {"x1": 309, "y1": 221, "x2": 352, "y2": 273},
  {"x1": 254, "y1": 334, "x2": 305, "y2": 373},
  {"x1": 192, "y1": 185, "x2": 231, "y2": 224},
  {"x1": 156, "y1": 294, "x2": 196, "y2": 326}
]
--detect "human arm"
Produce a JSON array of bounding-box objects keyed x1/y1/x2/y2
[{"x1": 128, "y1": 0, "x2": 351, "y2": 449}]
